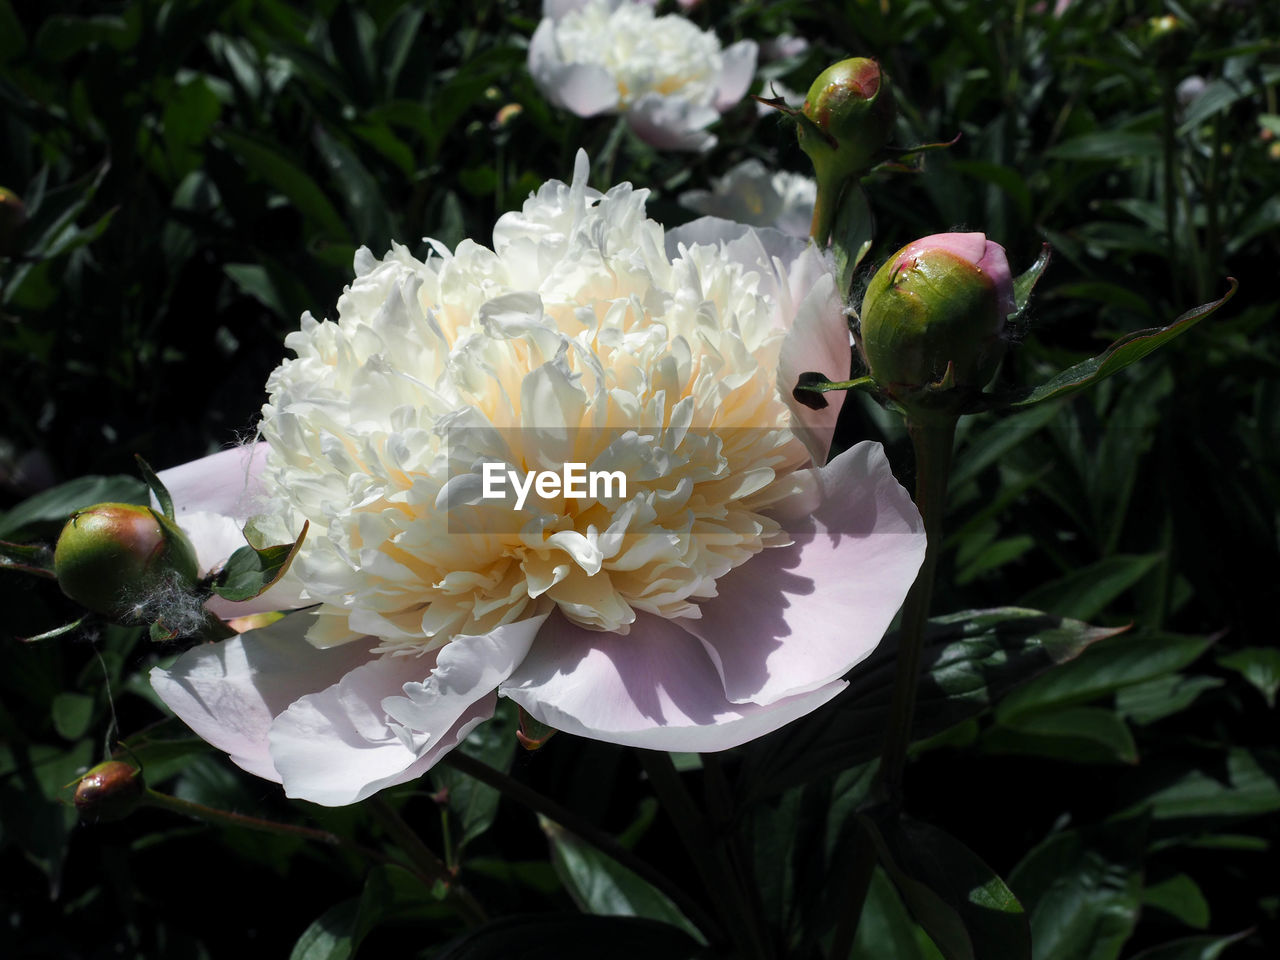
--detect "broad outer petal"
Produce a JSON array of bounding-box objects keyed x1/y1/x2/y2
[
  {"x1": 713, "y1": 40, "x2": 758, "y2": 112},
  {"x1": 501, "y1": 611, "x2": 846, "y2": 751},
  {"x1": 270, "y1": 615, "x2": 548, "y2": 806},
  {"x1": 626, "y1": 94, "x2": 719, "y2": 152},
  {"x1": 150, "y1": 611, "x2": 378, "y2": 781},
  {"x1": 528, "y1": 20, "x2": 619, "y2": 117},
  {"x1": 157, "y1": 442, "x2": 306, "y2": 616},
  {"x1": 680, "y1": 440, "x2": 925, "y2": 706},
  {"x1": 777, "y1": 262, "x2": 850, "y2": 463}
]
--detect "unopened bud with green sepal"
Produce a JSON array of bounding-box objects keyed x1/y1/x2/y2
[
  {"x1": 859, "y1": 232, "x2": 1015, "y2": 402},
  {"x1": 799, "y1": 58, "x2": 896, "y2": 183},
  {"x1": 54, "y1": 502, "x2": 199, "y2": 623}
]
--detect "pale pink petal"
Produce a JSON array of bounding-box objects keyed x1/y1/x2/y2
[
  {"x1": 501, "y1": 612, "x2": 846, "y2": 751},
  {"x1": 157, "y1": 443, "x2": 268, "y2": 526},
  {"x1": 269, "y1": 615, "x2": 547, "y2": 806},
  {"x1": 713, "y1": 40, "x2": 758, "y2": 112},
  {"x1": 626, "y1": 94, "x2": 719, "y2": 152},
  {"x1": 777, "y1": 265, "x2": 850, "y2": 463},
  {"x1": 680, "y1": 440, "x2": 925, "y2": 706},
  {"x1": 269, "y1": 649, "x2": 495, "y2": 806},
  {"x1": 149, "y1": 612, "x2": 378, "y2": 781}
]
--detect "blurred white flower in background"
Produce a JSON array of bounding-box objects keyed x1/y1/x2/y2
[
  {"x1": 680, "y1": 159, "x2": 817, "y2": 239},
  {"x1": 528, "y1": 0, "x2": 757, "y2": 151}
]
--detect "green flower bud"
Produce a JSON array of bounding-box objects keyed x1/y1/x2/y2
[
  {"x1": 54, "y1": 503, "x2": 199, "y2": 623},
  {"x1": 798, "y1": 58, "x2": 896, "y2": 184},
  {"x1": 859, "y1": 232, "x2": 1015, "y2": 398},
  {"x1": 74, "y1": 760, "x2": 145, "y2": 822}
]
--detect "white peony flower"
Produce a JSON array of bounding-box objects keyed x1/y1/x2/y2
[
  {"x1": 151, "y1": 151, "x2": 926, "y2": 806},
  {"x1": 528, "y1": 0, "x2": 757, "y2": 151},
  {"x1": 679, "y1": 159, "x2": 817, "y2": 239}
]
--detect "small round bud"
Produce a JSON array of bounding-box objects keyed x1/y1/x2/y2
[
  {"x1": 798, "y1": 58, "x2": 896, "y2": 183},
  {"x1": 74, "y1": 761, "x2": 145, "y2": 822},
  {"x1": 0, "y1": 187, "x2": 25, "y2": 256},
  {"x1": 54, "y1": 503, "x2": 199, "y2": 622},
  {"x1": 1144, "y1": 15, "x2": 1193, "y2": 69},
  {"x1": 859, "y1": 232, "x2": 1015, "y2": 396}
]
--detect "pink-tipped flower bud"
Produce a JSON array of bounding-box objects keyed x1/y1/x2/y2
[
  {"x1": 798, "y1": 58, "x2": 897, "y2": 183},
  {"x1": 54, "y1": 503, "x2": 199, "y2": 623},
  {"x1": 74, "y1": 760, "x2": 145, "y2": 822},
  {"x1": 859, "y1": 232, "x2": 1015, "y2": 394}
]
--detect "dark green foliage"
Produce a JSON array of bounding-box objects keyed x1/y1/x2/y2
[{"x1": 1, "y1": 1, "x2": 1277, "y2": 957}]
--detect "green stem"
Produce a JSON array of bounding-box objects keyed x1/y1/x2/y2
[
  {"x1": 638, "y1": 751, "x2": 773, "y2": 960},
  {"x1": 442, "y1": 751, "x2": 721, "y2": 944},
  {"x1": 1159, "y1": 71, "x2": 1185, "y2": 306},
  {"x1": 368, "y1": 797, "x2": 488, "y2": 926},
  {"x1": 876, "y1": 415, "x2": 956, "y2": 797},
  {"x1": 829, "y1": 415, "x2": 956, "y2": 959}
]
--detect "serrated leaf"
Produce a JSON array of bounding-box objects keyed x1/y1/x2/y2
[
  {"x1": 541, "y1": 817, "x2": 705, "y2": 944},
  {"x1": 211, "y1": 521, "x2": 308, "y2": 602},
  {"x1": 1004, "y1": 281, "x2": 1237, "y2": 408}
]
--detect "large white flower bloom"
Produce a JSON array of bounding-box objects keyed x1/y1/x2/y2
[
  {"x1": 151, "y1": 152, "x2": 926, "y2": 806},
  {"x1": 680, "y1": 159, "x2": 817, "y2": 239},
  {"x1": 528, "y1": 0, "x2": 757, "y2": 151}
]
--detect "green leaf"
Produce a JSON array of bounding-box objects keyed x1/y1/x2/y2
[
  {"x1": 1141, "y1": 874, "x2": 1210, "y2": 930},
  {"x1": 433, "y1": 914, "x2": 705, "y2": 959},
  {"x1": 832, "y1": 184, "x2": 873, "y2": 296},
  {"x1": 18, "y1": 616, "x2": 87, "y2": 644},
  {"x1": 851, "y1": 868, "x2": 937, "y2": 960},
  {"x1": 1009, "y1": 244, "x2": 1051, "y2": 320},
  {"x1": 1126, "y1": 931, "x2": 1250, "y2": 960},
  {"x1": 217, "y1": 129, "x2": 349, "y2": 239},
  {"x1": 134, "y1": 455, "x2": 174, "y2": 521},
  {"x1": 1129, "y1": 748, "x2": 1280, "y2": 821},
  {"x1": 986, "y1": 706, "x2": 1138, "y2": 765},
  {"x1": 1008, "y1": 823, "x2": 1144, "y2": 960},
  {"x1": 1044, "y1": 132, "x2": 1162, "y2": 161},
  {"x1": 1217, "y1": 647, "x2": 1280, "y2": 708},
  {"x1": 1004, "y1": 281, "x2": 1238, "y2": 408},
  {"x1": 1115, "y1": 674, "x2": 1222, "y2": 726},
  {"x1": 740, "y1": 608, "x2": 1120, "y2": 797},
  {"x1": 311, "y1": 124, "x2": 393, "y2": 248},
  {"x1": 51, "y1": 691, "x2": 95, "y2": 741},
  {"x1": 1017, "y1": 553, "x2": 1163, "y2": 620},
  {"x1": 866, "y1": 814, "x2": 1031, "y2": 960},
  {"x1": 431, "y1": 699, "x2": 518, "y2": 852},
  {"x1": 0, "y1": 474, "x2": 147, "y2": 539},
  {"x1": 290, "y1": 898, "x2": 360, "y2": 960},
  {"x1": 541, "y1": 817, "x2": 705, "y2": 944},
  {"x1": 997, "y1": 632, "x2": 1213, "y2": 723},
  {"x1": 211, "y1": 522, "x2": 308, "y2": 602},
  {"x1": 0, "y1": 538, "x2": 55, "y2": 577}
]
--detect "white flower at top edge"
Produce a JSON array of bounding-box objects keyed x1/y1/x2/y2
[
  {"x1": 528, "y1": 0, "x2": 757, "y2": 151},
  {"x1": 150, "y1": 151, "x2": 926, "y2": 806}
]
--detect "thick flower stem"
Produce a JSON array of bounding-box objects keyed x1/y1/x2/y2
[
  {"x1": 875, "y1": 414, "x2": 956, "y2": 798},
  {"x1": 829, "y1": 414, "x2": 956, "y2": 960},
  {"x1": 639, "y1": 751, "x2": 774, "y2": 960},
  {"x1": 368, "y1": 797, "x2": 488, "y2": 926},
  {"x1": 443, "y1": 751, "x2": 722, "y2": 945}
]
